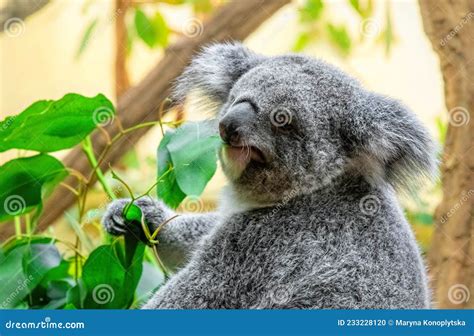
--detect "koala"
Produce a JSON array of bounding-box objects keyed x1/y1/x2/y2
[{"x1": 103, "y1": 42, "x2": 436, "y2": 309}]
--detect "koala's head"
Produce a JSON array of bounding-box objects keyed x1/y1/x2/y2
[{"x1": 173, "y1": 42, "x2": 437, "y2": 205}]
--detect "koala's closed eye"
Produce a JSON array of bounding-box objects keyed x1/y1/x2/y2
[{"x1": 232, "y1": 98, "x2": 259, "y2": 114}]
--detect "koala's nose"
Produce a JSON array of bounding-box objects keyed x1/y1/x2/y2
[
  {"x1": 219, "y1": 120, "x2": 241, "y2": 145},
  {"x1": 219, "y1": 101, "x2": 255, "y2": 146}
]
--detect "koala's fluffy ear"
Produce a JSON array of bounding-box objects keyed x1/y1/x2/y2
[
  {"x1": 341, "y1": 91, "x2": 438, "y2": 190},
  {"x1": 172, "y1": 42, "x2": 263, "y2": 106}
]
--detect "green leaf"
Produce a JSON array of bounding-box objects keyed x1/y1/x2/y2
[
  {"x1": 123, "y1": 203, "x2": 142, "y2": 223},
  {"x1": 66, "y1": 280, "x2": 86, "y2": 309},
  {"x1": 190, "y1": 0, "x2": 213, "y2": 14},
  {"x1": 157, "y1": 120, "x2": 221, "y2": 208},
  {"x1": 299, "y1": 0, "x2": 324, "y2": 22},
  {"x1": 80, "y1": 242, "x2": 144, "y2": 309},
  {"x1": 134, "y1": 9, "x2": 168, "y2": 49},
  {"x1": 435, "y1": 116, "x2": 447, "y2": 145},
  {"x1": 293, "y1": 32, "x2": 312, "y2": 52},
  {"x1": 135, "y1": 9, "x2": 157, "y2": 48},
  {"x1": 152, "y1": 12, "x2": 169, "y2": 47},
  {"x1": 2, "y1": 236, "x2": 54, "y2": 254},
  {"x1": 0, "y1": 246, "x2": 29, "y2": 308},
  {"x1": 0, "y1": 93, "x2": 115, "y2": 152},
  {"x1": 0, "y1": 155, "x2": 68, "y2": 221},
  {"x1": 326, "y1": 23, "x2": 352, "y2": 56},
  {"x1": 382, "y1": 4, "x2": 394, "y2": 56},
  {"x1": 133, "y1": 262, "x2": 164, "y2": 307},
  {"x1": 157, "y1": 131, "x2": 187, "y2": 209},
  {"x1": 348, "y1": 0, "x2": 373, "y2": 19},
  {"x1": 167, "y1": 120, "x2": 221, "y2": 195},
  {"x1": 23, "y1": 243, "x2": 62, "y2": 291},
  {"x1": 76, "y1": 18, "x2": 99, "y2": 59},
  {"x1": 0, "y1": 241, "x2": 62, "y2": 308}
]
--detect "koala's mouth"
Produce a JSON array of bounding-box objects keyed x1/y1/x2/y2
[
  {"x1": 220, "y1": 144, "x2": 267, "y2": 179},
  {"x1": 224, "y1": 145, "x2": 266, "y2": 164}
]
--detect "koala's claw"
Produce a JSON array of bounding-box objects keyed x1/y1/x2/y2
[
  {"x1": 102, "y1": 197, "x2": 168, "y2": 241},
  {"x1": 102, "y1": 199, "x2": 130, "y2": 236}
]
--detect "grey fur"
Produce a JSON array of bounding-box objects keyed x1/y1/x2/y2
[{"x1": 102, "y1": 42, "x2": 435, "y2": 309}]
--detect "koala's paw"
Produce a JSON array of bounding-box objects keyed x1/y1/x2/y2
[{"x1": 102, "y1": 197, "x2": 168, "y2": 239}]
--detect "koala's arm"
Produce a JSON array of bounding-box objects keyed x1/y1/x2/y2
[{"x1": 102, "y1": 197, "x2": 220, "y2": 270}]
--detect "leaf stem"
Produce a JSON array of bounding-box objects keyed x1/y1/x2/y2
[
  {"x1": 136, "y1": 167, "x2": 173, "y2": 199},
  {"x1": 25, "y1": 214, "x2": 31, "y2": 236},
  {"x1": 14, "y1": 216, "x2": 22, "y2": 238},
  {"x1": 152, "y1": 244, "x2": 170, "y2": 280},
  {"x1": 82, "y1": 136, "x2": 116, "y2": 200}
]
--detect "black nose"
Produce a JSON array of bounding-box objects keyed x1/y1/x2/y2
[
  {"x1": 219, "y1": 101, "x2": 255, "y2": 146},
  {"x1": 219, "y1": 118, "x2": 241, "y2": 145}
]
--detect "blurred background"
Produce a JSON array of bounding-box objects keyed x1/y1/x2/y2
[{"x1": 0, "y1": 0, "x2": 472, "y2": 309}]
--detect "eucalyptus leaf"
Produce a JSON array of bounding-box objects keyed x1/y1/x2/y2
[
  {"x1": 326, "y1": 23, "x2": 352, "y2": 56},
  {"x1": 76, "y1": 18, "x2": 99, "y2": 59},
  {"x1": 348, "y1": 0, "x2": 373, "y2": 19},
  {"x1": 0, "y1": 155, "x2": 68, "y2": 221},
  {"x1": 299, "y1": 0, "x2": 324, "y2": 22},
  {"x1": 0, "y1": 241, "x2": 62, "y2": 308},
  {"x1": 157, "y1": 130, "x2": 186, "y2": 209},
  {"x1": 81, "y1": 242, "x2": 144, "y2": 309},
  {"x1": 152, "y1": 12, "x2": 169, "y2": 47},
  {"x1": 156, "y1": 120, "x2": 221, "y2": 208},
  {"x1": 135, "y1": 9, "x2": 157, "y2": 48},
  {"x1": 0, "y1": 93, "x2": 115, "y2": 152},
  {"x1": 293, "y1": 32, "x2": 312, "y2": 52}
]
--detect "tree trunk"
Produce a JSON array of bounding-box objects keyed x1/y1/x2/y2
[
  {"x1": 419, "y1": 0, "x2": 473, "y2": 308},
  {"x1": 0, "y1": 0, "x2": 290, "y2": 239},
  {"x1": 114, "y1": 0, "x2": 131, "y2": 98}
]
